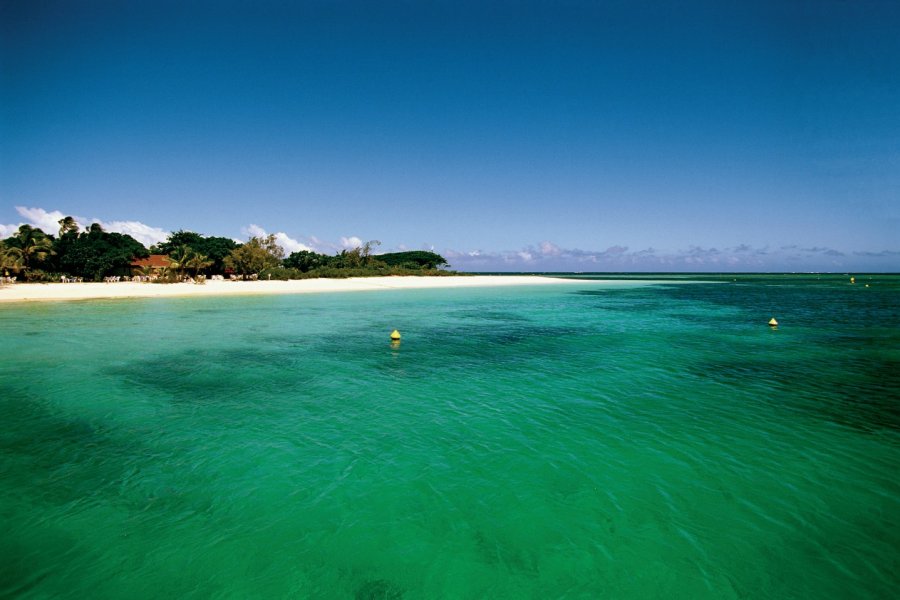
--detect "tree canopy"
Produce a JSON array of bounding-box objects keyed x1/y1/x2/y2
[
  {"x1": 58, "y1": 216, "x2": 79, "y2": 238},
  {"x1": 2, "y1": 225, "x2": 55, "y2": 272},
  {"x1": 331, "y1": 240, "x2": 382, "y2": 269},
  {"x1": 166, "y1": 244, "x2": 213, "y2": 278},
  {"x1": 55, "y1": 223, "x2": 149, "y2": 281},
  {"x1": 0, "y1": 240, "x2": 23, "y2": 273},
  {"x1": 283, "y1": 250, "x2": 331, "y2": 272},
  {"x1": 154, "y1": 230, "x2": 238, "y2": 274},
  {"x1": 2, "y1": 220, "x2": 453, "y2": 282},
  {"x1": 378, "y1": 251, "x2": 449, "y2": 269},
  {"x1": 224, "y1": 234, "x2": 284, "y2": 278},
  {"x1": 154, "y1": 230, "x2": 204, "y2": 253}
]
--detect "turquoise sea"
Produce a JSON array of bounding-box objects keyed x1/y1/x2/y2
[{"x1": 2, "y1": 274, "x2": 898, "y2": 599}]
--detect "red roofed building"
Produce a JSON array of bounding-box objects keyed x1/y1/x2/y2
[{"x1": 131, "y1": 254, "x2": 171, "y2": 275}]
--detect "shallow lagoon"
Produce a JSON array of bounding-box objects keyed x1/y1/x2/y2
[{"x1": 2, "y1": 276, "x2": 898, "y2": 598}]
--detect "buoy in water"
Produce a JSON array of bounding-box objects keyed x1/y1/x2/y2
[
  {"x1": 768, "y1": 318, "x2": 778, "y2": 327},
  {"x1": 850, "y1": 277, "x2": 855, "y2": 284},
  {"x1": 390, "y1": 329, "x2": 401, "y2": 341}
]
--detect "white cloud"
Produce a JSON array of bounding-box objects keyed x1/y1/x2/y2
[
  {"x1": 441, "y1": 240, "x2": 900, "y2": 271},
  {"x1": 601, "y1": 245, "x2": 628, "y2": 257},
  {"x1": 238, "y1": 228, "x2": 387, "y2": 255},
  {"x1": 241, "y1": 224, "x2": 314, "y2": 254},
  {"x1": 443, "y1": 241, "x2": 756, "y2": 271},
  {"x1": 274, "y1": 232, "x2": 313, "y2": 254},
  {"x1": 516, "y1": 251, "x2": 534, "y2": 262},
  {"x1": 340, "y1": 236, "x2": 363, "y2": 249},
  {"x1": 15, "y1": 206, "x2": 79, "y2": 234},
  {"x1": 244, "y1": 224, "x2": 268, "y2": 238},
  {"x1": 234, "y1": 230, "x2": 385, "y2": 255},
  {"x1": 99, "y1": 220, "x2": 168, "y2": 247},
  {"x1": 539, "y1": 241, "x2": 561, "y2": 256},
  {"x1": 4, "y1": 206, "x2": 167, "y2": 247}
]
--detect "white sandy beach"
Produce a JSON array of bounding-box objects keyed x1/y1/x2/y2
[{"x1": 0, "y1": 275, "x2": 580, "y2": 303}]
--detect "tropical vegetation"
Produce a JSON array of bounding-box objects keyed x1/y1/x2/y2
[
  {"x1": 224, "y1": 234, "x2": 284, "y2": 278},
  {"x1": 152, "y1": 230, "x2": 237, "y2": 274},
  {"x1": 55, "y1": 223, "x2": 149, "y2": 282},
  {"x1": 3, "y1": 224, "x2": 54, "y2": 273},
  {"x1": 1, "y1": 218, "x2": 452, "y2": 282}
]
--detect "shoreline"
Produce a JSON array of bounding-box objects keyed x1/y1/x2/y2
[{"x1": 0, "y1": 275, "x2": 582, "y2": 304}]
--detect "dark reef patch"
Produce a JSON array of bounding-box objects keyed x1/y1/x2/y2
[{"x1": 354, "y1": 578, "x2": 404, "y2": 600}]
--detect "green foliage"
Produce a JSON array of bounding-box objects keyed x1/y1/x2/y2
[
  {"x1": 57, "y1": 216, "x2": 79, "y2": 238},
  {"x1": 3, "y1": 225, "x2": 55, "y2": 272},
  {"x1": 280, "y1": 245, "x2": 453, "y2": 278},
  {"x1": 154, "y1": 230, "x2": 238, "y2": 274},
  {"x1": 151, "y1": 267, "x2": 181, "y2": 284},
  {"x1": 224, "y1": 234, "x2": 284, "y2": 278},
  {"x1": 318, "y1": 266, "x2": 456, "y2": 279},
  {"x1": 153, "y1": 230, "x2": 204, "y2": 253},
  {"x1": 378, "y1": 251, "x2": 449, "y2": 269},
  {"x1": 55, "y1": 223, "x2": 149, "y2": 281},
  {"x1": 331, "y1": 240, "x2": 383, "y2": 269},
  {"x1": 258, "y1": 266, "x2": 304, "y2": 280},
  {"x1": 167, "y1": 245, "x2": 213, "y2": 278},
  {"x1": 283, "y1": 250, "x2": 331, "y2": 272},
  {"x1": 333, "y1": 249, "x2": 361, "y2": 269},
  {"x1": 196, "y1": 236, "x2": 239, "y2": 273},
  {"x1": 260, "y1": 263, "x2": 458, "y2": 281},
  {"x1": 0, "y1": 240, "x2": 24, "y2": 272},
  {"x1": 3, "y1": 223, "x2": 456, "y2": 283},
  {"x1": 137, "y1": 264, "x2": 158, "y2": 279},
  {"x1": 301, "y1": 266, "x2": 354, "y2": 278},
  {"x1": 150, "y1": 273, "x2": 172, "y2": 284},
  {"x1": 20, "y1": 269, "x2": 64, "y2": 283}
]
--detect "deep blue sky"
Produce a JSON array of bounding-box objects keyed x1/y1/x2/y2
[{"x1": 2, "y1": 0, "x2": 898, "y2": 271}]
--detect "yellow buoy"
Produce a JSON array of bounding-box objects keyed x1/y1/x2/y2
[
  {"x1": 850, "y1": 277, "x2": 855, "y2": 284},
  {"x1": 390, "y1": 329, "x2": 401, "y2": 341},
  {"x1": 768, "y1": 318, "x2": 778, "y2": 327}
]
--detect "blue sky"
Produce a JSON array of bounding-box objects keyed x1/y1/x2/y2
[{"x1": 2, "y1": 0, "x2": 898, "y2": 271}]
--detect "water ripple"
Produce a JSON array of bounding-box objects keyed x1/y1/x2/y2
[{"x1": 2, "y1": 280, "x2": 898, "y2": 598}]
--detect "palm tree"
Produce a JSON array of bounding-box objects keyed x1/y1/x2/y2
[
  {"x1": 154, "y1": 265, "x2": 177, "y2": 282},
  {"x1": 362, "y1": 240, "x2": 381, "y2": 266},
  {"x1": 1, "y1": 244, "x2": 24, "y2": 278},
  {"x1": 166, "y1": 245, "x2": 192, "y2": 280},
  {"x1": 166, "y1": 245, "x2": 211, "y2": 279},
  {"x1": 185, "y1": 251, "x2": 212, "y2": 277},
  {"x1": 58, "y1": 216, "x2": 79, "y2": 238},
  {"x1": 138, "y1": 264, "x2": 156, "y2": 280},
  {"x1": 1, "y1": 241, "x2": 23, "y2": 277},
  {"x1": 9, "y1": 225, "x2": 54, "y2": 272}
]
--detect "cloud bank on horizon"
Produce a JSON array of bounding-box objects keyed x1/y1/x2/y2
[{"x1": 2, "y1": 206, "x2": 897, "y2": 272}]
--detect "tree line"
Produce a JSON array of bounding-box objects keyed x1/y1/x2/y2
[{"x1": 0, "y1": 218, "x2": 450, "y2": 282}]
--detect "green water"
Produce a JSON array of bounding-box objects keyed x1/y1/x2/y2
[{"x1": 2, "y1": 276, "x2": 898, "y2": 598}]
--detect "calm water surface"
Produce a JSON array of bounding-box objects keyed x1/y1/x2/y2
[{"x1": 2, "y1": 275, "x2": 898, "y2": 598}]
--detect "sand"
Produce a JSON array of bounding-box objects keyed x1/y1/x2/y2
[{"x1": 0, "y1": 275, "x2": 579, "y2": 303}]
